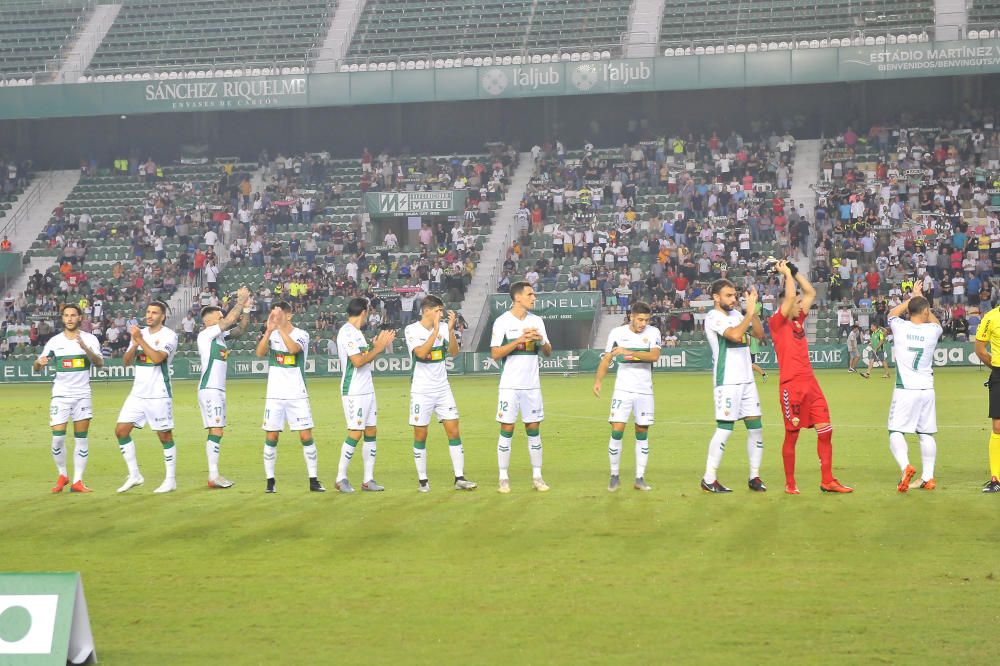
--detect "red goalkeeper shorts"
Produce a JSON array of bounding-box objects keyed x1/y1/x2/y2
[{"x1": 779, "y1": 381, "x2": 831, "y2": 431}]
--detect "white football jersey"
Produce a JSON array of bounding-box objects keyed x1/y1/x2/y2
[
  {"x1": 265, "y1": 327, "x2": 309, "y2": 400},
  {"x1": 127, "y1": 326, "x2": 178, "y2": 399},
  {"x1": 41, "y1": 331, "x2": 101, "y2": 398},
  {"x1": 604, "y1": 324, "x2": 661, "y2": 395},
  {"x1": 490, "y1": 311, "x2": 549, "y2": 390},
  {"x1": 889, "y1": 316, "x2": 942, "y2": 390},
  {"x1": 405, "y1": 320, "x2": 451, "y2": 394},
  {"x1": 337, "y1": 322, "x2": 373, "y2": 396},
  {"x1": 704, "y1": 308, "x2": 753, "y2": 386},
  {"x1": 197, "y1": 324, "x2": 230, "y2": 391}
]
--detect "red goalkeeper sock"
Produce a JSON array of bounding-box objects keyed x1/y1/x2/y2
[
  {"x1": 782, "y1": 429, "x2": 799, "y2": 486},
  {"x1": 817, "y1": 425, "x2": 834, "y2": 484}
]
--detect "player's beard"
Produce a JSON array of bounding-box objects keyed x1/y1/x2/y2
[{"x1": 719, "y1": 302, "x2": 733, "y2": 312}]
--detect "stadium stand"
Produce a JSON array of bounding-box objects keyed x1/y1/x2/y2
[
  {"x1": 85, "y1": 0, "x2": 329, "y2": 76},
  {"x1": 502, "y1": 133, "x2": 794, "y2": 345},
  {"x1": 660, "y1": 0, "x2": 933, "y2": 54},
  {"x1": 170, "y1": 146, "x2": 517, "y2": 357},
  {"x1": 808, "y1": 117, "x2": 1000, "y2": 346},
  {"x1": 0, "y1": 0, "x2": 92, "y2": 83},
  {"x1": 1, "y1": 159, "x2": 256, "y2": 360},
  {"x1": 345, "y1": 0, "x2": 626, "y2": 68}
]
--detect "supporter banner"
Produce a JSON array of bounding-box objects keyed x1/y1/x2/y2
[
  {"x1": 488, "y1": 292, "x2": 601, "y2": 320},
  {"x1": 3, "y1": 39, "x2": 1000, "y2": 120},
  {"x1": 364, "y1": 190, "x2": 467, "y2": 217},
  {"x1": 0, "y1": 343, "x2": 983, "y2": 383}
]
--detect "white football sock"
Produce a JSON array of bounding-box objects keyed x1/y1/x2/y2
[
  {"x1": 497, "y1": 432, "x2": 512, "y2": 480},
  {"x1": 263, "y1": 441, "x2": 277, "y2": 479},
  {"x1": 704, "y1": 426, "x2": 733, "y2": 484},
  {"x1": 918, "y1": 433, "x2": 936, "y2": 481},
  {"x1": 72, "y1": 436, "x2": 89, "y2": 483},
  {"x1": 413, "y1": 442, "x2": 428, "y2": 481},
  {"x1": 206, "y1": 437, "x2": 221, "y2": 479},
  {"x1": 162, "y1": 441, "x2": 176, "y2": 481},
  {"x1": 528, "y1": 433, "x2": 543, "y2": 478},
  {"x1": 747, "y1": 428, "x2": 764, "y2": 479},
  {"x1": 302, "y1": 440, "x2": 318, "y2": 478},
  {"x1": 51, "y1": 433, "x2": 67, "y2": 477},
  {"x1": 448, "y1": 439, "x2": 464, "y2": 477},
  {"x1": 608, "y1": 433, "x2": 623, "y2": 475},
  {"x1": 889, "y1": 431, "x2": 910, "y2": 472},
  {"x1": 635, "y1": 434, "x2": 649, "y2": 478},
  {"x1": 119, "y1": 438, "x2": 140, "y2": 476},
  {"x1": 363, "y1": 438, "x2": 377, "y2": 483},
  {"x1": 337, "y1": 438, "x2": 357, "y2": 480}
]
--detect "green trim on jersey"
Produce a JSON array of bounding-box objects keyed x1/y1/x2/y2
[
  {"x1": 715, "y1": 334, "x2": 728, "y2": 387},
  {"x1": 53, "y1": 354, "x2": 90, "y2": 372},
  {"x1": 160, "y1": 362, "x2": 172, "y2": 398},
  {"x1": 341, "y1": 344, "x2": 368, "y2": 395},
  {"x1": 504, "y1": 334, "x2": 540, "y2": 356},
  {"x1": 199, "y1": 337, "x2": 228, "y2": 390}
]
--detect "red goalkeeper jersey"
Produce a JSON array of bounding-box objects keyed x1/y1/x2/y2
[{"x1": 769, "y1": 310, "x2": 816, "y2": 384}]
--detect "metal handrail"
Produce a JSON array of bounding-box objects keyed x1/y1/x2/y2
[{"x1": 0, "y1": 171, "x2": 54, "y2": 241}]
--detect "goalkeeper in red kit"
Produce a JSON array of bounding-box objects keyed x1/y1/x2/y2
[{"x1": 770, "y1": 260, "x2": 853, "y2": 494}]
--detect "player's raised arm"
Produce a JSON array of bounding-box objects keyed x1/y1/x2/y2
[
  {"x1": 446, "y1": 310, "x2": 459, "y2": 357},
  {"x1": 219, "y1": 286, "x2": 251, "y2": 334},
  {"x1": 255, "y1": 309, "x2": 279, "y2": 357},
  {"x1": 77, "y1": 333, "x2": 104, "y2": 368},
  {"x1": 722, "y1": 287, "x2": 759, "y2": 343},
  {"x1": 491, "y1": 330, "x2": 532, "y2": 360},
  {"x1": 412, "y1": 309, "x2": 443, "y2": 360},
  {"x1": 351, "y1": 329, "x2": 395, "y2": 368},
  {"x1": 794, "y1": 269, "x2": 816, "y2": 313}
]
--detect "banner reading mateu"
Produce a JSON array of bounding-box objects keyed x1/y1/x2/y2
[
  {"x1": 364, "y1": 191, "x2": 467, "y2": 217},
  {"x1": 489, "y1": 291, "x2": 601, "y2": 320}
]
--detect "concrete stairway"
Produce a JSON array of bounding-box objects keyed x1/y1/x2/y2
[
  {"x1": 312, "y1": 0, "x2": 369, "y2": 73},
  {"x1": 461, "y1": 153, "x2": 534, "y2": 351},
  {"x1": 53, "y1": 3, "x2": 122, "y2": 84}
]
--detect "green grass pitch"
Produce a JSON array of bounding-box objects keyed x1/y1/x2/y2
[{"x1": 3, "y1": 368, "x2": 998, "y2": 663}]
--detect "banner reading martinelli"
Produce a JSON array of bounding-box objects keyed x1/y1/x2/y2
[{"x1": 365, "y1": 191, "x2": 467, "y2": 217}]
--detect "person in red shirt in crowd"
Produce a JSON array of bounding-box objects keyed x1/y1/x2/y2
[
  {"x1": 769, "y1": 260, "x2": 853, "y2": 494},
  {"x1": 0, "y1": 235, "x2": 10, "y2": 252},
  {"x1": 865, "y1": 268, "x2": 880, "y2": 297}
]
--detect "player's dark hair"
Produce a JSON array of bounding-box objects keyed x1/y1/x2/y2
[
  {"x1": 908, "y1": 296, "x2": 930, "y2": 316},
  {"x1": 630, "y1": 301, "x2": 652, "y2": 315},
  {"x1": 148, "y1": 300, "x2": 168, "y2": 315},
  {"x1": 710, "y1": 278, "x2": 735, "y2": 296},
  {"x1": 200, "y1": 305, "x2": 222, "y2": 319},
  {"x1": 346, "y1": 297, "x2": 369, "y2": 317},
  {"x1": 422, "y1": 295, "x2": 444, "y2": 311},
  {"x1": 272, "y1": 300, "x2": 292, "y2": 313},
  {"x1": 60, "y1": 303, "x2": 82, "y2": 316},
  {"x1": 509, "y1": 280, "x2": 531, "y2": 300}
]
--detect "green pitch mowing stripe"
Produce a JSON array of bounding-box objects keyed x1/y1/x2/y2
[{"x1": 1, "y1": 369, "x2": 996, "y2": 663}]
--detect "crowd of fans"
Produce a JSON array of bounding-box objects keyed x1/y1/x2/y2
[
  {"x1": 503, "y1": 131, "x2": 796, "y2": 331},
  {"x1": 810, "y1": 114, "x2": 1000, "y2": 340}
]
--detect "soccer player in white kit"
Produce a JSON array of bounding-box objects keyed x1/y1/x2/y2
[
  {"x1": 196, "y1": 286, "x2": 251, "y2": 488},
  {"x1": 701, "y1": 279, "x2": 766, "y2": 493},
  {"x1": 334, "y1": 297, "x2": 396, "y2": 493},
  {"x1": 33, "y1": 303, "x2": 104, "y2": 493},
  {"x1": 405, "y1": 295, "x2": 478, "y2": 492},
  {"x1": 490, "y1": 281, "x2": 553, "y2": 493},
  {"x1": 886, "y1": 281, "x2": 943, "y2": 492},
  {"x1": 115, "y1": 301, "x2": 180, "y2": 494},
  {"x1": 592, "y1": 301, "x2": 661, "y2": 492},
  {"x1": 255, "y1": 301, "x2": 325, "y2": 493}
]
